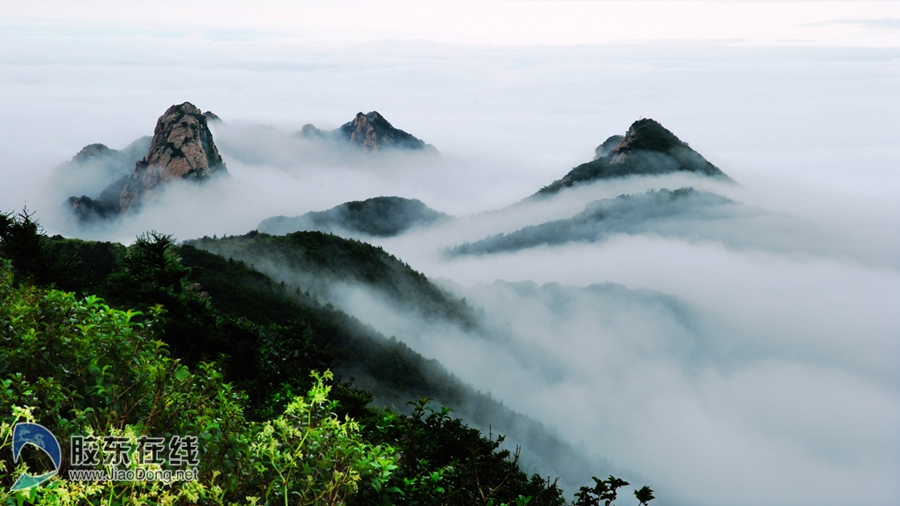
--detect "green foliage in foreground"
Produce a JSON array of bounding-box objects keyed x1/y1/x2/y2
[
  {"x1": 0, "y1": 210, "x2": 653, "y2": 505},
  {"x1": 0, "y1": 258, "x2": 568, "y2": 505},
  {"x1": 0, "y1": 262, "x2": 396, "y2": 505},
  {"x1": 573, "y1": 476, "x2": 654, "y2": 506}
]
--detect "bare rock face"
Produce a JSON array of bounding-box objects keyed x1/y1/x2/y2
[
  {"x1": 64, "y1": 102, "x2": 226, "y2": 221},
  {"x1": 120, "y1": 103, "x2": 227, "y2": 211},
  {"x1": 338, "y1": 111, "x2": 429, "y2": 151}
]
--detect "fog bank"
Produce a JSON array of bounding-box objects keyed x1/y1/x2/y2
[{"x1": 1, "y1": 7, "x2": 898, "y2": 504}]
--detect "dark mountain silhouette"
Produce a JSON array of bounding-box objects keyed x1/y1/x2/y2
[
  {"x1": 186, "y1": 230, "x2": 474, "y2": 326},
  {"x1": 50, "y1": 137, "x2": 151, "y2": 200},
  {"x1": 450, "y1": 188, "x2": 746, "y2": 256},
  {"x1": 536, "y1": 119, "x2": 730, "y2": 196},
  {"x1": 259, "y1": 196, "x2": 450, "y2": 237}
]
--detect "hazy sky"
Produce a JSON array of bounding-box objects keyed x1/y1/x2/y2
[{"x1": 1, "y1": 2, "x2": 898, "y2": 505}]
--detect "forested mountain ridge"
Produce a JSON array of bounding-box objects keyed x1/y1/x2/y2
[
  {"x1": 451, "y1": 188, "x2": 744, "y2": 256},
  {"x1": 259, "y1": 196, "x2": 451, "y2": 237},
  {"x1": 1, "y1": 210, "x2": 646, "y2": 505},
  {"x1": 186, "y1": 230, "x2": 477, "y2": 327}
]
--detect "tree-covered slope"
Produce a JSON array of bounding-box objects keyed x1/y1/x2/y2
[
  {"x1": 186, "y1": 230, "x2": 476, "y2": 326},
  {"x1": 175, "y1": 242, "x2": 468, "y2": 408},
  {"x1": 0, "y1": 257, "x2": 577, "y2": 505},
  {"x1": 450, "y1": 188, "x2": 744, "y2": 256},
  {"x1": 1, "y1": 210, "x2": 637, "y2": 504},
  {"x1": 259, "y1": 196, "x2": 450, "y2": 237}
]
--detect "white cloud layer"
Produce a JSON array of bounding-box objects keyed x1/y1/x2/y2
[{"x1": 1, "y1": 2, "x2": 898, "y2": 505}]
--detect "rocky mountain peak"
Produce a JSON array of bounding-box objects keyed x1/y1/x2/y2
[
  {"x1": 535, "y1": 118, "x2": 730, "y2": 197},
  {"x1": 119, "y1": 102, "x2": 226, "y2": 211},
  {"x1": 294, "y1": 111, "x2": 434, "y2": 152},
  {"x1": 609, "y1": 118, "x2": 685, "y2": 163},
  {"x1": 145, "y1": 102, "x2": 224, "y2": 179},
  {"x1": 66, "y1": 102, "x2": 227, "y2": 220},
  {"x1": 338, "y1": 111, "x2": 429, "y2": 151}
]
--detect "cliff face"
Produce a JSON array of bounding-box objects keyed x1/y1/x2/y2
[
  {"x1": 120, "y1": 103, "x2": 226, "y2": 211},
  {"x1": 66, "y1": 102, "x2": 226, "y2": 220}
]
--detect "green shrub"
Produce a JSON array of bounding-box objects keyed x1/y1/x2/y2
[{"x1": 0, "y1": 259, "x2": 398, "y2": 505}]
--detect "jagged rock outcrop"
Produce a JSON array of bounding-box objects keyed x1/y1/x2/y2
[
  {"x1": 537, "y1": 119, "x2": 730, "y2": 197},
  {"x1": 66, "y1": 102, "x2": 226, "y2": 220},
  {"x1": 338, "y1": 111, "x2": 430, "y2": 151},
  {"x1": 119, "y1": 102, "x2": 226, "y2": 211},
  {"x1": 296, "y1": 111, "x2": 434, "y2": 152}
]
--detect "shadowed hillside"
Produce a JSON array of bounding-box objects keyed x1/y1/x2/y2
[
  {"x1": 451, "y1": 188, "x2": 747, "y2": 256},
  {"x1": 536, "y1": 119, "x2": 730, "y2": 196},
  {"x1": 259, "y1": 196, "x2": 450, "y2": 237}
]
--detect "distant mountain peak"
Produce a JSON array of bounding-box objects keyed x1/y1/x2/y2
[
  {"x1": 259, "y1": 196, "x2": 450, "y2": 237},
  {"x1": 203, "y1": 110, "x2": 222, "y2": 122},
  {"x1": 138, "y1": 103, "x2": 225, "y2": 176},
  {"x1": 72, "y1": 143, "x2": 112, "y2": 162},
  {"x1": 537, "y1": 118, "x2": 730, "y2": 196},
  {"x1": 297, "y1": 111, "x2": 434, "y2": 152},
  {"x1": 66, "y1": 101, "x2": 227, "y2": 221},
  {"x1": 611, "y1": 118, "x2": 687, "y2": 159},
  {"x1": 339, "y1": 111, "x2": 428, "y2": 151}
]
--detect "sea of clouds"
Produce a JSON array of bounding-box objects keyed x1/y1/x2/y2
[{"x1": 1, "y1": 2, "x2": 898, "y2": 505}]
